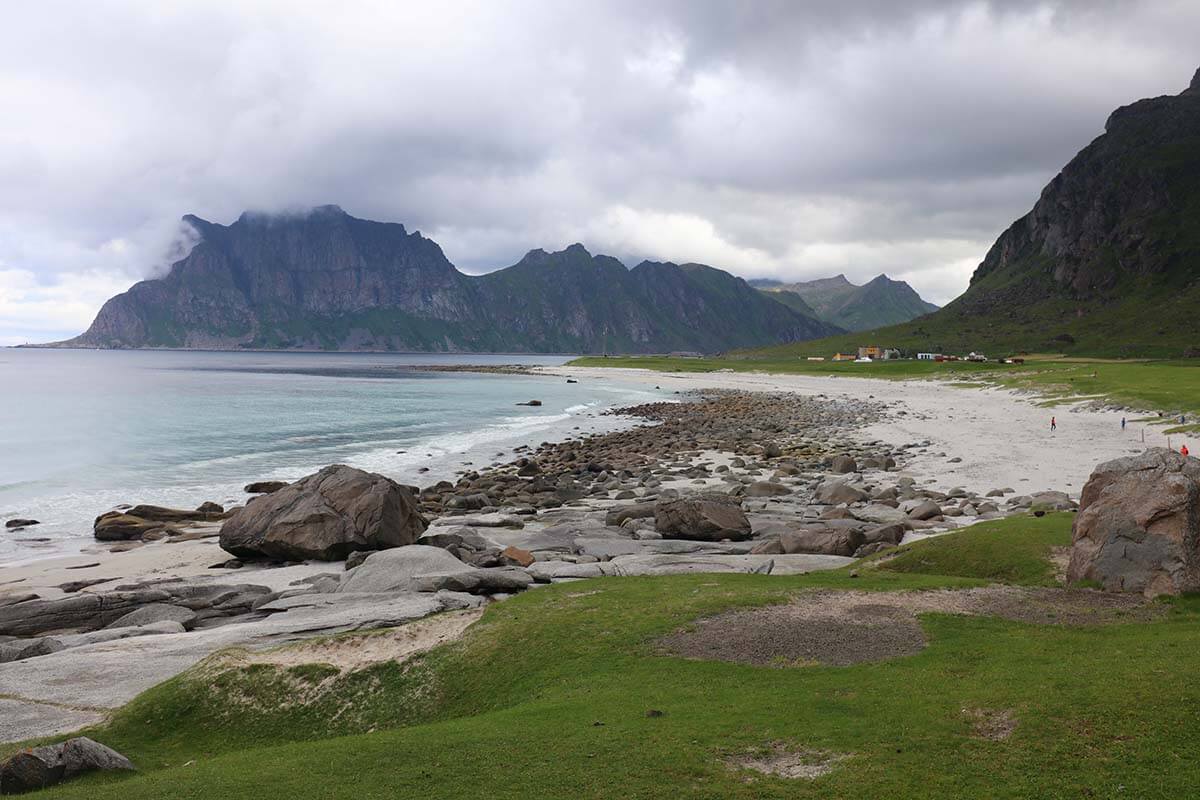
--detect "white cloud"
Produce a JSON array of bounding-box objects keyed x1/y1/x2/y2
[{"x1": 0, "y1": 0, "x2": 1197, "y2": 342}]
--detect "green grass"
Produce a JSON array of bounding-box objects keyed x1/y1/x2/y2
[
  {"x1": 18, "y1": 513, "x2": 1200, "y2": 799},
  {"x1": 876, "y1": 513, "x2": 1073, "y2": 586}
]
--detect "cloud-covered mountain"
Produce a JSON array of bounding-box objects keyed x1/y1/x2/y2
[{"x1": 57, "y1": 206, "x2": 840, "y2": 353}]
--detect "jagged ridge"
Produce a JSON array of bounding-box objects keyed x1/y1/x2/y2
[{"x1": 60, "y1": 208, "x2": 841, "y2": 353}]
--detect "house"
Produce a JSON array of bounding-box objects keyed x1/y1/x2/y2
[
  {"x1": 967, "y1": 352, "x2": 988, "y2": 362},
  {"x1": 882, "y1": 348, "x2": 901, "y2": 360},
  {"x1": 917, "y1": 352, "x2": 940, "y2": 361},
  {"x1": 858, "y1": 345, "x2": 883, "y2": 359},
  {"x1": 832, "y1": 352, "x2": 856, "y2": 362}
]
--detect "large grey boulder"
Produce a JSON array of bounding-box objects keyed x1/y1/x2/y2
[
  {"x1": 815, "y1": 480, "x2": 868, "y2": 505},
  {"x1": 220, "y1": 464, "x2": 427, "y2": 561},
  {"x1": 411, "y1": 568, "x2": 534, "y2": 595},
  {"x1": 604, "y1": 502, "x2": 657, "y2": 527},
  {"x1": 0, "y1": 736, "x2": 133, "y2": 793},
  {"x1": 654, "y1": 496, "x2": 752, "y2": 542},
  {"x1": 743, "y1": 481, "x2": 792, "y2": 498},
  {"x1": 906, "y1": 500, "x2": 942, "y2": 521},
  {"x1": 0, "y1": 590, "x2": 171, "y2": 637},
  {"x1": 103, "y1": 603, "x2": 197, "y2": 631},
  {"x1": 1067, "y1": 448, "x2": 1200, "y2": 597},
  {"x1": 337, "y1": 545, "x2": 472, "y2": 593},
  {"x1": 780, "y1": 527, "x2": 864, "y2": 557}
]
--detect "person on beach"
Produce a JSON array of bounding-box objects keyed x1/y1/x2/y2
[
  {"x1": 1183, "y1": 444, "x2": 1190, "y2": 457},
  {"x1": 1050, "y1": 416, "x2": 1056, "y2": 433},
  {"x1": 1121, "y1": 417, "x2": 1127, "y2": 431}
]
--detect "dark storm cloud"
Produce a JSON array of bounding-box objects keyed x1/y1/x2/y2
[{"x1": 0, "y1": 0, "x2": 1196, "y2": 343}]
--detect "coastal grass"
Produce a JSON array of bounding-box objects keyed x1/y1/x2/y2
[
  {"x1": 875, "y1": 513, "x2": 1073, "y2": 586},
  {"x1": 26, "y1": 513, "x2": 1200, "y2": 799}
]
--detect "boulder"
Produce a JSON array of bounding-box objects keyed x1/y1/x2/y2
[
  {"x1": 0, "y1": 737, "x2": 133, "y2": 793},
  {"x1": 830, "y1": 455, "x2": 858, "y2": 474},
  {"x1": 814, "y1": 480, "x2": 868, "y2": 505},
  {"x1": 220, "y1": 464, "x2": 427, "y2": 561},
  {"x1": 779, "y1": 527, "x2": 864, "y2": 557},
  {"x1": 744, "y1": 481, "x2": 792, "y2": 498},
  {"x1": 337, "y1": 545, "x2": 471, "y2": 593},
  {"x1": 0, "y1": 590, "x2": 171, "y2": 637},
  {"x1": 412, "y1": 568, "x2": 535, "y2": 595},
  {"x1": 501, "y1": 546, "x2": 535, "y2": 567},
  {"x1": 604, "y1": 502, "x2": 657, "y2": 527},
  {"x1": 245, "y1": 480, "x2": 289, "y2": 495},
  {"x1": 1067, "y1": 448, "x2": 1200, "y2": 596},
  {"x1": 103, "y1": 603, "x2": 198, "y2": 631},
  {"x1": 862, "y1": 523, "x2": 906, "y2": 546},
  {"x1": 1031, "y1": 490, "x2": 1078, "y2": 511},
  {"x1": 852, "y1": 504, "x2": 909, "y2": 525},
  {"x1": 5, "y1": 518, "x2": 39, "y2": 529},
  {"x1": 906, "y1": 500, "x2": 942, "y2": 521},
  {"x1": 654, "y1": 496, "x2": 752, "y2": 542}
]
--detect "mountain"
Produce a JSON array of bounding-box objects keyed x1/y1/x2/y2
[
  {"x1": 758, "y1": 274, "x2": 938, "y2": 331},
  {"x1": 58, "y1": 206, "x2": 841, "y2": 353},
  {"x1": 751, "y1": 67, "x2": 1200, "y2": 359}
]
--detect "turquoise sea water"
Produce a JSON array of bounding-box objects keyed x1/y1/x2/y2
[{"x1": 0, "y1": 349, "x2": 665, "y2": 565}]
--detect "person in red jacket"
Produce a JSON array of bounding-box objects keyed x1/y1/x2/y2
[{"x1": 1182, "y1": 444, "x2": 1190, "y2": 457}]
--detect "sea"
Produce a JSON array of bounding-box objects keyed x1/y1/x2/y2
[{"x1": 0, "y1": 349, "x2": 667, "y2": 566}]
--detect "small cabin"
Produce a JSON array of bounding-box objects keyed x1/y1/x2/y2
[
  {"x1": 858, "y1": 345, "x2": 883, "y2": 360},
  {"x1": 832, "y1": 352, "x2": 856, "y2": 362}
]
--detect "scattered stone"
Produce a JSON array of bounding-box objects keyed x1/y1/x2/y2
[
  {"x1": 244, "y1": 480, "x2": 289, "y2": 495},
  {"x1": 5, "y1": 519, "x2": 39, "y2": 530}
]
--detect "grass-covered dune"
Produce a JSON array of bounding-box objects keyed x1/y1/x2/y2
[{"x1": 13, "y1": 513, "x2": 1200, "y2": 799}]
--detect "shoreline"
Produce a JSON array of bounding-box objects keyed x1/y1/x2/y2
[{"x1": 0, "y1": 365, "x2": 1124, "y2": 743}]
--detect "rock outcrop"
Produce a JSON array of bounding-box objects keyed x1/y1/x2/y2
[
  {"x1": 654, "y1": 496, "x2": 752, "y2": 542},
  {"x1": 220, "y1": 464, "x2": 427, "y2": 561},
  {"x1": 0, "y1": 737, "x2": 133, "y2": 793},
  {"x1": 1067, "y1": 448, "x2": 1200, "y2": 597}
]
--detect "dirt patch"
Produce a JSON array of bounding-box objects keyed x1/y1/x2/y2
[
  {"x1": 661, "y1": 601, "x2": 927, "y2": 667},
  {"x1": 240, "y1": 608, "x2": 483, "y2": 671},
  {"x1": 963, "y1": 707, "x2": 1017, "y2": 740},
  {"x1": 1049, "y1": 546, "x2": 1072, "y2": 584},
  {"x1": 659, "y1": 587, "x2": 1162, "y2": 667},
  {"x1": 724, "y1": 742, "x2": 850, "y2": 780}
]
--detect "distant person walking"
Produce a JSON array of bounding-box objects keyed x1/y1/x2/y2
[
  {"x1": 1183, "y1": 444, "x2": 1190, "y2": 457},
  {"x1": 1050, "y1": 416, "x2": 1056, "y2": 433},
  {"x1": 1121, "y1": 417, "x2": 1127, "y2": 431}
]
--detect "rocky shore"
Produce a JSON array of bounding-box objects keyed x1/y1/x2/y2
[{"x1": 0, "y1": 388, "x2": 1076, "y2": 744}]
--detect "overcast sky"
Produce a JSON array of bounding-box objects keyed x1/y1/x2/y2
[{"x1": 1, "y1": 1, "x2": 1197, "y2": 344}]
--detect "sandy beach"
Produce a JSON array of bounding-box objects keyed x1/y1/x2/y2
[{"x1": 542, "y1": 366, "x2": 1173, "y2": 499}]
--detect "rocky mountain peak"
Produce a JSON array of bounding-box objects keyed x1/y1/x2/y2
[{"x1": 1186, "y1": 66, "x2": 1200, "y2": 95}]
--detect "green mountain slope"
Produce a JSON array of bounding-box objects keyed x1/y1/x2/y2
[
  {"x1": 753, "y1": 67, "x2": 1200, "y2": 359},
  {"x1": 55, "y1": 209, "x2": 837, "y2": 353}
]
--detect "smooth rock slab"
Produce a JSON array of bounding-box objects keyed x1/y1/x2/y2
[{"x1": 337, "y1": 545, "x2": 472, "y2": 594}]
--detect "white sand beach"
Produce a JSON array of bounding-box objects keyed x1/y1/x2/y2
[{"x1": 542, "y1": 366, "x2": 1176, "y2": 499}]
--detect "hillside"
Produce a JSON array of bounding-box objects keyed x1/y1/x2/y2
[
  {"x1": 55, "y1": 207, "x2": 840, "y2": 353},
  {"x1": 754, "y1": 67, "x2": 1200, "y2": 359},
  {"x1": 758, "y1": 274, "x2": 938, "y2": 331}
]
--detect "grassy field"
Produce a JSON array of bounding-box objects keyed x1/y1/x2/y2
[
  {"x1": 18, "y1": 513, "x2": 1200, "y2": 799},
  {"x1": 568, "y1": 354, "x2": 1200, "y2": 419}
]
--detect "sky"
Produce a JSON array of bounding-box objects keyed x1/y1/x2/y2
[{"x1": 1, "y1": 1, "x2": 1197, "y2": 345}]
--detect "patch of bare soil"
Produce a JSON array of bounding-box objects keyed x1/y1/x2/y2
[
  {"x1": 963, "y1": 707, "x2": 1017, "y2": 740},
  {"x1": 659, "y1": 587, "x2": 1162, "y2": 667},
  {"x1": 724, "y1": 742, "x2": 850, "y2": 780},
  {"x1": 240, "y1": 608, "x2": 483, "y2": 671},
  {"x1": 1049, "y1": 547, "x2": 1072, "y2": 584}
]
